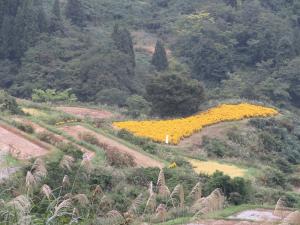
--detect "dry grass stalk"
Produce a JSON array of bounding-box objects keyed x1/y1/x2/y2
[
  {"x1": 106, "y1": 210, "x2": 125, "y2": 224},
  {"x1": 157, "y1": 169, "x2": 166, "y2": 187},
  {"x1": 54, "y1": 199, "x2": 73, "y2": 217},
  {"x1": 25, "y1": 171, "x2": 36, "y2": 191},
  {"x1": 72, "y1": 207, "x2": 79, "y2": 217},
  {"x1": 158, "y1": 185, "x2": 170, "y2": 199},
  {"x1": 31, "y1": 158, "x2": 47, "y2": 181},
  {"x1": 170, "y1": 184, "x2": 184, "y2": 208},
  {"x1": 157, "y1": 169, "x2": 170, "y2": 198},
  {"x1": 128, "y1": 193, "x2": 144, "y2": 215},
  {"x1": 144, "y1": 193, "x2": 157, "y2": 214},
  {"x1": 92, "y1": 185, "x2": 103, "y2": 198},
  {"x1": 62, "y1": 175, "x2": 70, "y2": 188},
  {"x1": 188, "y1": 182, "x2": 202, "y2": 201},
  {"x1": 7, "y1": 195, "x2": 31, "y2": 217},
  {"x1": 72, "y1": 194, "x2": 89, "y2": 207},
  {"x1": 191, "y1": 188, "x2": 224, "y2": 216},
  {"x1": 41, "y1": 184, "x2": 52, "y2": 200},
  {"x1": 99, "y1": 195, "x2": 112, "y2": 210},
  {"x1": 59, "y1": 155, "x2": 75, "y2": 171},
  {"x1": 148, "y1": 181, "x2": 154, "y2": 195},
  {"x1": 280, "y1": 210, "x2": 300, "y2": 225},
  {"x1": 274, "y1": 197, "x2": 287, "y2": 219},
  {"x1": 81, "y1": 153, "x2": 92, "y2": 174},
  {"x1": 155, "y1": 204, "x2": 167, "y2": 222}
]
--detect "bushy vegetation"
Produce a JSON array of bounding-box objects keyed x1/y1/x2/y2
[
  {"x1": 0, "y1": 90, "x2": 21, "y2": 114},
  {"x1": 31, "y1": 89, "x2": 77, "y2": 103},
  {"x1": 12, "y1": 121, "x2": 34, "y2": 134},
  {"x1": 2, "y1": 0, "x2": 300, "y2": 115}
]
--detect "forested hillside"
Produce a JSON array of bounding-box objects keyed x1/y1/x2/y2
[
  {"x1": 1, "y1": 0, "x2": 300, "y2": 115},
  {"x1": 2, "y1": 1, "x2": 300, "y2": 224}
]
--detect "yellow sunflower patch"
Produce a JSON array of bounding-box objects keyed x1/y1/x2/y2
[{"x1": 113, "y1": 103, "x2": 278, "y2": 145}]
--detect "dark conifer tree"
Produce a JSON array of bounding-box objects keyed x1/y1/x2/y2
[
  {"x1": 12, "y1": 0, "x2": 46, "y2": 60},
  {"x1": 112, "y1": 24, "x2": 135, "y2": 66},
  {"x1": 151, "y1": 40, "x2": 168, "y2": 71},
  {"x1": 49, "y1": 0, "x2": 63, "y2": 33},
  {"x1": 52, "y1": 0, "x2": 61, "y2": 19},
  {"x1": 65, "y1": 0, "x2": 85, "y2": 27},
  {"x1": 0, "y1": 16, "x2": 14, "y2": 58}
]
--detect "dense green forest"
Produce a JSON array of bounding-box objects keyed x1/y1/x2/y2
[
  {"x1": 1, "y1": 1, "x2": 300, "y2": 224},
  {"x1": 1, "y1": 0, "x2": 300, "y2": 116}
]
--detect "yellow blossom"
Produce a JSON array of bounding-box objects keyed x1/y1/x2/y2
[{"x1": 113, "y1": 103, "x2": 279, "y2": 145}]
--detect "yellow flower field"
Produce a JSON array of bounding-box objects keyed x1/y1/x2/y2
[
  {"x1": 113, "y1": 103, "x2": 278, "y2": 144},
  {"x1": 188, "y1": 159, "x2": 247, "y2": 178}
]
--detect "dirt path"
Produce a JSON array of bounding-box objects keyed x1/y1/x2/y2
[
  {"x1": 179, "y1": 120, "x2": 250, "y2": 148},
  {"x1": 0, "y1": 124, "x2": 49, "y2": 159},
  {"x1": 60, "y1": 125, "x2": 163, "y2": 168},
  {"x1": 12, "y1": 117, "x2": 95, "y2": 158},
  {"x1": 56, "y1": 106, "x2": 116, "y2": 119}
]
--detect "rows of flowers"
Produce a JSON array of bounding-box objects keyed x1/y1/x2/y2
[{"x1": 113, "y1": 103, "x2": 279, "y2": 145}]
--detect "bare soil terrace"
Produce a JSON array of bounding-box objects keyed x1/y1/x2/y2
[
  {"x1": 0, "y1": 123, "x2": 49, "y2": 159},
  {"x1": 60, "y1": 125, "x2": 163, "y2": 168},
  {"x1": 56, "y1": 106, "x2": 116, "y2": 119}
]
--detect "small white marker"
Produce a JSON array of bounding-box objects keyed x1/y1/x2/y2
[{"x1": 166, "y1": 135, "x2": 169, "y2": 144}]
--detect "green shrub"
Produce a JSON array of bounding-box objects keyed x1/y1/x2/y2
[
  {"x1": 203, "y1": 171, "x2": 251, "y2": 204},
  {"x1": 202, "y1": 137, "x2": 235, "y2": 158},
  {"x1": 57, "y1": 142, "x2": 83, "y2": 159},
  {"x1": 259, "y1": 167, "x2": 287, "y2": 188},
  {"x1": 79, "y1": 132, "x2": 100, "y2": 146},
  {"x1": 0, "y1": 90, "x2": 21, "y2": 114},
  {"x1": 117, "y1": 129, "x2": 158, "y2": 155},
  {"x1": 274, "y1": 158, "x2": 293, "y2": 173},
  {"x1": 37, "y1": 131, "x2": 60, "y2": 146},
  {"x1": 32, "y1": 88, "x2": 77, "y2": 103},
  {"x1": 227, "y1": 129, "x2": 246, "y2": 146},
  {"x1": 12, "y1": 121, "x2": 34, "y2": 134},
  {"x1": 125, "y1": 94, "x2": 150, "y2": 118},
  {"x1": 105, "y1": 148, "x2": 137, "y2": 168}
]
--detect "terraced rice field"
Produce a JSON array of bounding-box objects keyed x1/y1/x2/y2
[
  {"x1": 60, "y1": 125, "x2": 163, "y2": 168},
  {"x1": 0, "y1": 124, "x2": 49, "y2": 159},
  {"x1": 114, "y1": 103, "x2": 278, "y2": 144},
  {"x1": 188, "y1": 159, "x2": 247, "y2": 178},
  {"x1": 56, "y1": 106, "x2": 115, "y2": 119},
  {"x1": 22, "y1": 108, "x2": 47, "y2": 117}
]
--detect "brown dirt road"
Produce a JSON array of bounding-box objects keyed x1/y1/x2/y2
[
  {"x1": 60, "y1": 125, "x2": 163, "y2": 168},
  {"x1": 56, "y1": 106, "x2": 115, "y2": 119},
  {"x1": 12, "y1": 117, "x2": 95, "y2": 158},
  {"x1": 0, "y1": 123, "x2": 49, "y2": 159}
]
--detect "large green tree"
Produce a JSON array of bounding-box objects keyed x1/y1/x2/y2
[
  {"x1": 151, "y1": 40, "x2": 168, "y2": 71},
  {"x1": 146, "y1": 73, "x2": 205, "y2": 117}
]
